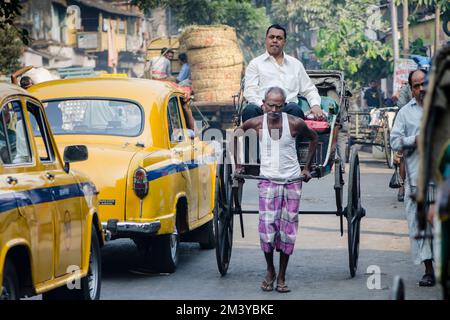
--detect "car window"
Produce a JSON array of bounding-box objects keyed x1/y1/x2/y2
[
  {"x1": 0, "y1": 100, "x2": 32, "y2": 165},
  {"x1": 167, "y1": 97, "x2": 184, "y2": 143},
  {"x1": 27, "y1": 101, "x2": 55, "y2": 163},
  {"x1": 42, "y1": 99, "x2": 142, "y2": 137}
]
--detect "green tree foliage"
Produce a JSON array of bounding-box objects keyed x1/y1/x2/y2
[
  {"x1": 314, "y1": 0, "x2": 393, "y2": 92},
  {"x1": 0, "y1": 0, "x2": 29, "y2": 44},
  {"x1": 394, "y1": 0, "x2": 450, "y2": 12},
  {"x1": 271, "y1": 0, "x2": 335, "y2": 56},
  {"x1": 131, "y1": 0, "x2": 269, "y2": 61},
  {"x1": 0, "y1": 26, "x2": 22, "y2": 75}
]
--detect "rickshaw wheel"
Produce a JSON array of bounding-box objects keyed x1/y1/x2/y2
[
  {"x1": 345, "y1": 139, "x2": 351, "y2": 164},
  {"x1": 390, "y1": 276, "x2": 405, "y2": 300},
  {"x1": 334, "y1": 159, "x2": 344, "y2": 214},
  {"x1": 346, "y1": 147, "x2": 364, "y2": 277},
  {"x1": 383, "y1": 125, "x2": 394, "y2": 168},
  {"x1": 214, "y1": 163, "x2": 234, "y2": 276}
]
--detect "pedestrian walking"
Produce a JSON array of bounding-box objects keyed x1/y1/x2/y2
[
  {"x1": 390, "y1": 69, "x2": 435, "y2": 286},
  {"x1": 236, "y1": 86, "x2": 318, "y2": 293}
]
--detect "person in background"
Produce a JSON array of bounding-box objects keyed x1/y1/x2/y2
[
  {"x1": 390, "y1": 69, "x2": 435, "y2": 287},
  {"x1": 397, "y1": 83, "x2": 412, "y2": 109},
  {"x1": 146, "y1": 48, "x2": 175, "y2": 81},
  {"x1": 11, "y1": 66, "x2": 34, "y2": 89},
  {"x1": 363, "y1": 80, "x2": 384, "y2": 110},
  {"x1": 394, "y1": 73, "x2": 415, "y2": 202},
  {"x1": 176, "y1": 53, "x2": 191, "y2": 87}
]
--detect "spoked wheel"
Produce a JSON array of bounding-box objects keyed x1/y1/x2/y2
[
  {"x1": 345, "y1": 147, "x2": 365, "y2": 277},
  {"x1": 334, "y1": 159, "x2": 344, "y2": 214},
  {"x1": 383, "y1": 125, "x2": 394, "y2": 168},
  {"x1": 345, "y1": 139, "x2": 351, "y2": 164},
  {"x1": 214, "y1": 163, "x2": 234, "y2": 276},
  {"x1": 390, "y1": 276, "x2": 405, "y2": 300},
  {"x1": 334, "y1": 159, "x2": 345, "y2": 236}
]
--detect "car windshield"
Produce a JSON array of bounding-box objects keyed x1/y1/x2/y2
[{"x1": 43, "y1": 99, "x2": 142, "y2": 136}]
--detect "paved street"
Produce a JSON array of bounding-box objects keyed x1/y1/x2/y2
[{"x1": 97, "y1": 149, "x2": 441, "y2": 300}]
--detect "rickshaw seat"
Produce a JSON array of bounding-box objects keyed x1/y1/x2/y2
[
  {"x1": 298, "y1": 96, "x2": 340, "y2": 119},
  {"x1": 304, "y1": 120, "x2": 330, "y2": 133}
]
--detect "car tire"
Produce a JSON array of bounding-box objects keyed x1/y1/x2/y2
[
  {"x1": 152, "y1": 227, "x2": 179, "y2": 273},
  {"x1": 1, "y1": 259, "x2": 20, "y2": 300},
  {"x1": 199, "y1": 220, "x2": 215, "y2": 250},
  {"x1": 43, "y1": 225, "x2": 101, "y2": 300}
]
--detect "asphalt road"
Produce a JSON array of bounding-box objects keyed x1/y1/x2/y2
[{"x1": 97, "y1": 150, "x2": 442, "y2": 300}]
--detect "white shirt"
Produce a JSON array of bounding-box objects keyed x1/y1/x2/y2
[
  {"x1": 244, "y1": 51, "x2": 321, "y2": 107},
  {"x1": 390, "y1": 98, "x2": 422, "y2": 187},
  {"x1": 147, "y1": 56, "x2": 171, "y2": 79}
]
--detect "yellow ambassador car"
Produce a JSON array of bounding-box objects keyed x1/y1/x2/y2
[
  {"x1": 30, "y1": 78, "x2": 217, "y2": 273},
  {"x1": 0, "y1": 83, "x2": 103, "y2": 300}
]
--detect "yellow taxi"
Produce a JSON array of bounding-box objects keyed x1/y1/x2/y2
[
  {"x1": 30, "y1": 78, "x2": 218, "y2": 273},
  {"x1": 0, "y1": 83, "x2": 103, "y2": 300}
]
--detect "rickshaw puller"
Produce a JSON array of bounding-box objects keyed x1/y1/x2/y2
[{"x1": 236, "y1": 86, "x2": 318, "y2": 293}]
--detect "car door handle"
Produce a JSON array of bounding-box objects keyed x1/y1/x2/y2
[
  {"x1": 6, "y1": 176, "x2": 18, "y2": 185},
  {"x1": 45, "y1": 172, "x2": 55, "y2": 180},
  {"x1": 173, "y1": 149, "x2": 183, "y2": 156}
]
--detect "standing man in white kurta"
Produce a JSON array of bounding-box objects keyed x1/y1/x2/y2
[{"x1": 390, "y1": 69, "x2": 435, "y2": 287}]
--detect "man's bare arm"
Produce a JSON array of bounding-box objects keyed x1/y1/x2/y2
[
  {"x1": 11, "y1": 66, "x2": 33, "y2": 85},
  {"x1": 233, "y1": 118, "x2": 260, "y2": 173},
  {"x1": 294, "y1": 119, "x2": 318, "y2": 181},
  {"x1": 181, "y1": 93, "x2": 196, "y2": 132}
]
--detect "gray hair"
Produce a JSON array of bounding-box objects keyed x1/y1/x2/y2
[{"x1": 264, "y1": 87, "x2": 286, "y2": 101}]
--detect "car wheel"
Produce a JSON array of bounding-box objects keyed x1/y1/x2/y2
[
  {"x1": 0, "y1": 259, "x2": 20, "y2": 300},
  {"x1": 199, "y1": 220, "x2": 215, "y2": 250},
  {"x1": 43, "y1": 225, "x2": 102, "y2": 300},
  {"x1": 152, "y1": 226, "x2": 179, "y2": 273}
]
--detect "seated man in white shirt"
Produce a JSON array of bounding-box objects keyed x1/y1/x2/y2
[{"x1": 243, "y1": 24, "x2": 324, "y2": 123}]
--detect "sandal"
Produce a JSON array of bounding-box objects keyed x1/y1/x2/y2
[
  {"x1": 260, "y1": 274, "x2": 276, "y2": 292},
  {"x1": 418, "y1": 273, "x2": 436, "y2": 287},
  {"x1": 275, "y1": 282, "x2": 291, "y2": 293}
]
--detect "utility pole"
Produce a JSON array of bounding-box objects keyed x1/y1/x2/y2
[
  {"x1": 402, "y1": 0, "x2": 409, "y2": 55},
  {"x1": 435, "y1": 5, "x2": 441, "y2": 53},
  {"x1": 390, "y1": 0, "x2": 400, "y2": 61}
]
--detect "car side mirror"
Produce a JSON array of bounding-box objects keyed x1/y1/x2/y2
[{"x1": 63, "y1": 145, "x2": 88, "y2": 173}]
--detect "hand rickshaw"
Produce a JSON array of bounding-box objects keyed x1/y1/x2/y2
[
  {"x1": 346, "y1": 105, "x2": 397, "y2": 168},
  {"x1": 213, "y1": 70, "x2": 366, "y2": 278},
  {"x1": 415, "y1": 46, "x2": 450, "y2": 300}
]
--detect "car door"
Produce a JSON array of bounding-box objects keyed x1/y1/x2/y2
[
  {"x1": 195, "y1": 138, "x2": 215, "y2": 220},
  {"x1": 167, "y1": 96, "x2": 199, "y2": 224},
  {"x1": 178, "y1": 103, "x2": 214, "y2": 220},
  {"x1": 26, "y1": 99, "x2": 83, "y2": 277},
  {"x1": 0, "y1": 98, "x2": 56, "y2": 284}
]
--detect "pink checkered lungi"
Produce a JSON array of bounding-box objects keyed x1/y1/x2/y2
[{"x1": 258, "y1": 180, "x2": 302, "y2": 255}]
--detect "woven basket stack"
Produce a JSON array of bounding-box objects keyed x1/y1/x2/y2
[{"x1": 180, "y1": 25, "x2": 243, "y2": 103}]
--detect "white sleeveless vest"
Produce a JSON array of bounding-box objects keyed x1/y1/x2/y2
[{"x1": 260, "y1": 112, "x2": 301, "y2": 180}]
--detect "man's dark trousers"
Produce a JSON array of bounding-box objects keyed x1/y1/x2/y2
[{"x1": 242, "y1": 102, "x2": 305, "y2": 122}]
